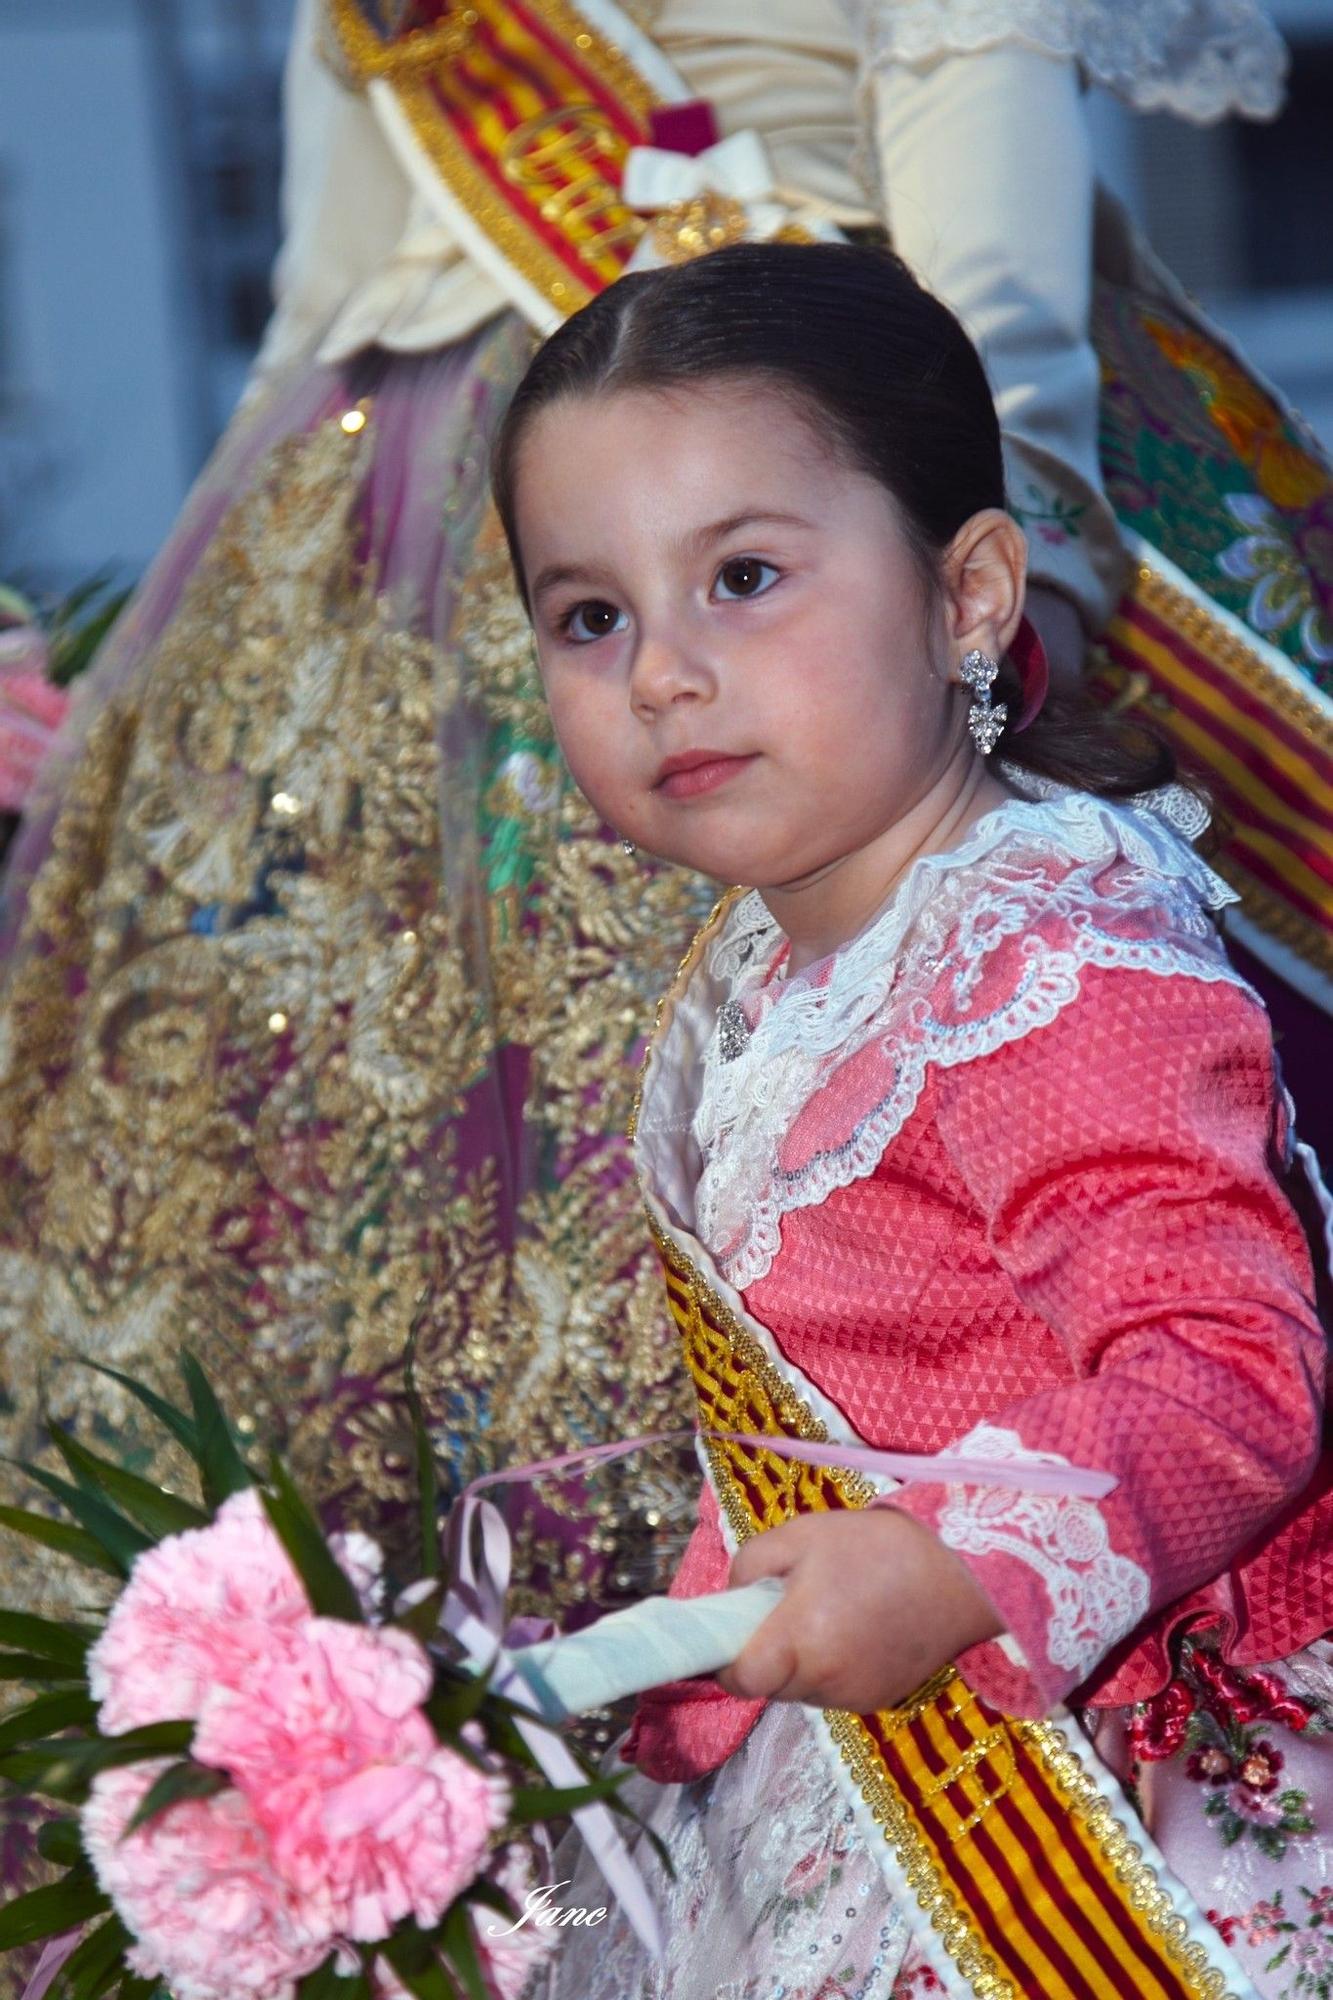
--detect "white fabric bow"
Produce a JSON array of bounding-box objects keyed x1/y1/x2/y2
[{"x1": 623, "y1": 129, "x2": 809, "y2": 269}]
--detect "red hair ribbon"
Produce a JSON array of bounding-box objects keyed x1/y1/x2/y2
[{"x1": 1009, "y1": 613, "x2": 1050, "y2": 733}]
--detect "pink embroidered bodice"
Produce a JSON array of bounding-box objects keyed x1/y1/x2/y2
[{"x1": 627, "y1": 786, "x2": 1332, "y2": 1782}]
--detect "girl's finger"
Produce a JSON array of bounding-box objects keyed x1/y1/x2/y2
[
  {"x1": 728, "y1": 1522, "x2": 805, "y2": 1588},
  {"x1": 716, "y1": 1617, "x2": 800, "y2": 1701}
]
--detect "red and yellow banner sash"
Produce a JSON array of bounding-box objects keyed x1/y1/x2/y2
[
  {"x1": 329, "y1": 0, "x2": 668, "y2": 324},
  {"x1": 1089, "y1": 548, "x2": 1333, "y2": 986},
  {"x1": 651, "y1": 1217, "x2": 1245, "y2": 2000}
]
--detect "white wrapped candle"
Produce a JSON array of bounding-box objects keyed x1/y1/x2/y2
[{"x1": 508, "y1": 1578, "x2": 785, "y2": 1720}]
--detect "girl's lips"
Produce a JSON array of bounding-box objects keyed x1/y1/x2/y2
[{"x1": 655, "y1": 753, "x2": 757, "y2": 800}]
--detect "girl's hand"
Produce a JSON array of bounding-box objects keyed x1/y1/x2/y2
[{"x1": 715, "y1": 1508, "x2": 1002, "y2": 1713}]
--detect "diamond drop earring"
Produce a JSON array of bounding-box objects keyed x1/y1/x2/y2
[
  {"x1": 959, "y1": 649, "x2": 1007, "y2": 756},
  {"x1": 620, "y1": 836, "x2": 638, "y2": 857}
]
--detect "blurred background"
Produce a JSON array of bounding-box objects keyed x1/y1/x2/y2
[{"x1": 1, "y1": 0, "x2": 1331, "y2": 596}]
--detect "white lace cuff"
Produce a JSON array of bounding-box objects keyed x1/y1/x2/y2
[
  {"x1": 927, "y1": 1425, "x2": 1150, "y2": 1704},
  {"x1": 841, "y1": 0, "x2": 1287, "y2": 123}
]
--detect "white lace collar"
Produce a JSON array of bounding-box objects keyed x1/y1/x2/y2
[{"x1": 635, "y1": 781, "x2": 1248, "y2": 1291}]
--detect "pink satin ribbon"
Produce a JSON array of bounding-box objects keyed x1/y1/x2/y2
[{"x1": 22, "y1": 1928, "x2": 82, "y2": 2000}]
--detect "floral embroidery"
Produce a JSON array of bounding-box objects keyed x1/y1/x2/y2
[
  {"x1": 1132, "y1": 1641, "x2": 1321, "y2": 1862},
  {"x1": 1009, "y1": 479, "x2": 1087, "y2": 547},
  {"x1": 1096, "y1": 274, "x2": 1333, "y2": 701},
  {"x1": 1218, "y1": 493, "x2": 1333, "y2": 669},
  {"x1": 1143, "y1": 319, "x2": 1328, "y2": 514},
  {"x1": 546, "y1": 1702, "x2": 912, "y2": 1998},
  {"x1": 0, "y1": 380, "x2": 704, "y2": 1647},
  {"x1": 1245, "y1": 1887, "x2": 1333, "y2": 1997},
  {"x1": 1189, "y1": 1736, "x2": 1315, "y2": 1858},
  {"x1": 1249, "y1": 1896, "x2": 1292, "y2": 1947},
  {"x1": 890, "y1": 1960, "x2": 944, "y2": 1997}
]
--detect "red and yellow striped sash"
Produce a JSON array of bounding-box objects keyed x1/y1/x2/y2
[
  {"x1": 1091, "y1": 560, "x2": 1333, "y2": 982},
  {"x1": 329, "y1": 0, "x2": 657, "y2": 317},
  {"x1": 654, "y1": 1221, "x2": 1240, "y2": 2000}
]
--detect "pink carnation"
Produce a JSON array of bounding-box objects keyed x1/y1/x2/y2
[
  {"x1": 0, "y1": 626, "x2": 69, "y2": 812},
  {"x1": 331, "y1": 1528, "x2": 386, "y2": 1616},
  {"x1": 88, "y1": 1488, "x2": 384, "y2": 1733},
  {"x1": 193, "y1": 1617, "x2": 509, "y2": 1942},
  {"x1": 82, "y1": 1761, "x2": 335, "y2": 2000}
]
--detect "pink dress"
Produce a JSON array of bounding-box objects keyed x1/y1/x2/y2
[{"x1": 549, "y1": 783, "x2": 1333, "y2": 2000}]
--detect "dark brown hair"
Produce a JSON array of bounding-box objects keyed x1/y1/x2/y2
[{"x1": 493, "y1": 240, "x2": 1175, "y2": 799}]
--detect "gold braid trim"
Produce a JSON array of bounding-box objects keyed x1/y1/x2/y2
[
  {"x1": 327, "y1": 1, "x2": 481, "y2": 80},
  {"x1": 826, "y1": 1706, "x2": 1017, "y2": 2000},
  {"x1": 1022, "y1": 1717, "x2": 1235, "y2": 2000},
  {"x1": 627, "y1": 887, "x2": 740, "y2": 1144},
  {"x1": 649, "y1": 1213, "x2": 877, "y2": 1531},
  {"x1": 1128, "y1": 559, "x2": 1333, "y2": 753},
  {"x1": 522, "y1": 0, "x2": 661, "y2": 122}
]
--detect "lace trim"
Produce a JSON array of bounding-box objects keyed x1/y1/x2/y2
[
  {"x1": 935, "y1": 1425, "x2": 1151, "y2": 1681},
  {"x1": 673, "y1": 785, "x2": 1249, "y2": 1292},
  {"x1": 841, "y1": 0, "x2": 1287, "y2": 122}
]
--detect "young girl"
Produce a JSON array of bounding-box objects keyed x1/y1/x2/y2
[{"x1": 492, "y1": 241, "x2": 1332, "y2": 2000}]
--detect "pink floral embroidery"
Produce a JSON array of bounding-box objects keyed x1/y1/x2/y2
[
  {"x1": 1247, "y1": 1886, "x2": 1333, "y2": 1996},
  {"x1": 892, "y1": 1961, "x2": 944, "y2": 1996},
  {"x1": 783, "y1": 1846, "x2": 838, "y2": 1899},
  {"x1": 1131, "y1": 1637, "x2": 1319, "y2": 1862},
  {"x1": 1249, "y1": 1897, "x2": 1288, "y2": 1947}
]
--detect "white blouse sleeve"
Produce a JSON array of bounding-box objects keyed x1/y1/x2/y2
[
  {"x1": 872, "y1": 44, "x2": 1125, "y2": 629},
  {"x1": 844, "y1": 0, "x2": 1287, "y2": 123},
  {"x1": 249, "y1": 0, "x2": 413, "y2": 383}
]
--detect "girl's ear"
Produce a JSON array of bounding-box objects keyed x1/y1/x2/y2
[{"x1": 939, "y1": 509, "x2": 1028, "y2": 663}]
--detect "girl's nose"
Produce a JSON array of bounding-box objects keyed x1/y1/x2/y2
[{"x1": 628, "y1": 628, "x2": 716, "y2": 718}]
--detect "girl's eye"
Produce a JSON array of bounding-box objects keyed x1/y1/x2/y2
[
  {"x1": 563, "y1": 599, "x2": 628, "y2": 643},
  {"x1": 713, "y1": 558, "x2": 779, "y2": 601}
]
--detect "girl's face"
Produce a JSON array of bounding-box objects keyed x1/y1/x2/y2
[{"x1": 514, "y1": 383, "x2": 983, "y2": 895}]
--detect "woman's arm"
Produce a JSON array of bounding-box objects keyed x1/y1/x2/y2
[
  {"x1": 871, "y1": 44, "x2": 1126, "y2": 661},
  {"x1": 249, "y1": 0, "x2": 412, "y2": 384}
]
